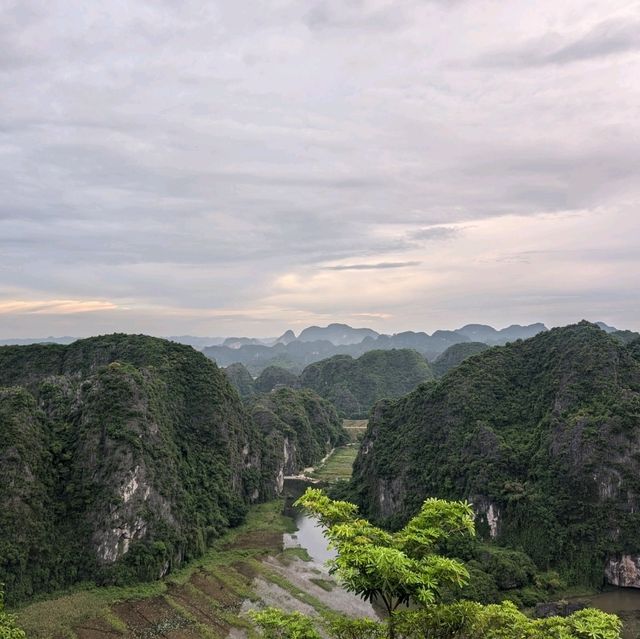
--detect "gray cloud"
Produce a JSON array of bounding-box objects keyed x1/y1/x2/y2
[
  {"x1": 409, "y1": 226, "x2": 460, "y2": 242},
  {"x1": 478, "y1": 17, "x2": 640, "y2": 68},
  {"x1": 321, "y1": 261, "x2": 421, "y2": 271}
]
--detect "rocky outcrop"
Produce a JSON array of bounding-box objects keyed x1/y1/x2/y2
[
  {"x1": 605, "y1": 555, "x2": 640, "y2": 588},
  {"x1": 471, "y1": 496, "x2": 501, "y2": 540}
]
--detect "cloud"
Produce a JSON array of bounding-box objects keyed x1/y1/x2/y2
[
  {"x1": 0, "y1": 1, "x2": 639, "y2": 336},
  {"x1": 477, "y1": 17, "x2": 640, "y2": 68},
  {"x1": 409, "y1": 226, "x2": 460, "y2": 242},
  {"x1": 0, "y1": 300, "x2": 118, "y2": 315},
  {"x1": 321, "y1": 261, "x2": 421, "y2": 270}
]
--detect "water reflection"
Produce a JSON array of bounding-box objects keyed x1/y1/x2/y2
[{"x1": 284, "y1": 512, "x2": 336, "y2": 564}]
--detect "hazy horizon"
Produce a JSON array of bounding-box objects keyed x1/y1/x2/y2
[
  {"x1": 0, "y1": 317, "x2": 633, "y2": 342},
  {"x1": 2, "y1": 1, "x2": 639, "y2": 338}
]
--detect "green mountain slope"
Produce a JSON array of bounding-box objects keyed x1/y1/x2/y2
[
  {"x1": 432, "y1": 342, "x2": 490, "y2": 377},
  {"x1": 250, "y1": 388, "x2": 347, "y2": 486},
  {"x1": 351, "y1": 322, "x2": 640, "y2": 587},
  {"x1": 300, "y1": 349, "x2": 434, "y2": 418},
  {"x1": 255, "y1": 366, "x2": 299, "y2": 393},
  {"x1": 224, "y1": 362, "x2": 257, "y2": 399},
  {"x1": 0, "y1": 335, "x2": 278, "y2": 604}
]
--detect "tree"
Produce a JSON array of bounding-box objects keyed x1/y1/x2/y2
[
  {"x1": 294, "y1": 488, "x2": 475, "y2": 639},
  {"x1": 249, "y1": 490, "x2": 621, "y2": 639},
  {"x1": 0, "y1": 587, "x2": 26, "y2": 639}
]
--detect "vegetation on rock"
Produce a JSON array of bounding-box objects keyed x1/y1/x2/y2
[
  {"x1": 250, "y1": 388, "x2": 347, "y2": 478},
  {"x1": 0, "y1": 587, "x2": 26, "y2": 639},
  {"x1": 255, "y1": 366, "x2": 299, "y2": 394},
  {"x1": 224, "y1": 362, "x2": 257, "y2": 399},
  {"x1": 432, "y1": 342, "x2": 489, "y2": 377},
  {"x1": 0, "y1": 335, "x2": 279, "y2": 604},
  {"x1": 350, "y1": 322, "x2": 640, "y2": 589},
  {"x1": 300, "y1": 349, "x2": 434, "y2": 418}
]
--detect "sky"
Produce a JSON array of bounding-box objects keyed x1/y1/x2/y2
[{"x1": 1, "y1": 0, "x2": 640, "y2": 338}]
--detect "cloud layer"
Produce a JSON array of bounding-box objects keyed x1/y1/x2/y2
[{"x1": 1, "y1": 0, "x2": 639, "y2": 336}]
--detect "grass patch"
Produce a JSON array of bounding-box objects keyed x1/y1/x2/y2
[
  {"x1": 310, "y1": 578, "x2": 335, "y2": 592},
  {"x1": 279, "y1": 547, "x2": 313, "y2": 564},
  {"x1": 342, "y1": 419, "x2": 368, "y2": 443},
  {"x1": 309, "y1": 445, "x2": 360, "y2": 481},
  {"x1": 257, "y1": 565, "x2": 332, "y2": 615}
]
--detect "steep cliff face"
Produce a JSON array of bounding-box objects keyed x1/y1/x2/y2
[
  {"x1": 351, "y1": 323, "x2": 640, "y2": 587},
  {"x1": 0, "y1": 335, "x2": 273, "y2": 604},
  {"x1": 250, "y1": 387, "x2": 347, "y2": 487}
]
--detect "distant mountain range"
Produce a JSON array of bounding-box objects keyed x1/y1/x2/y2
[
  {"x1": 3, "y1": 322, "x2": 635, "y2": 375},
  {"x1": 202, "y1": 322, "x2": 550, "y2": 374}
]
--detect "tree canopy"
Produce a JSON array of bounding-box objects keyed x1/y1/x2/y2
[{"x1": 250, "y1": 489, "x2": 622, "y2": 639}]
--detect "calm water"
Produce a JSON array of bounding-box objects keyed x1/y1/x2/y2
[
  {"x1": 283, "y1": 511, "x2": 336, "y2": 564},
  {"x1": 578, "y1": 589, "x2": 640, "y2": 639}
]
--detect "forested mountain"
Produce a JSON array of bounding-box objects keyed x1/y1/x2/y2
[
  {"x1": 297, "y1": 323, "x2": 379, "y2": 344},
  {"x1": 250, "y1": 388, "x2": 347, "y2": 488},
  {"x1": 0, "y1": 335, "x2": 344, "y2": 605},
  {"x1": 255, "y1": 366, "x2": 299, "y2": 393},
  {"x1": 225, "y1": 351, "x2": 434, "y2": 420},
  {"x1": 300, "y1": 349, "x2": 434, "y2": 418},
  {"x1": 432, "y1": 342, "x2": 490, "y2": 377},
  {"x1": 223, "y1": 362, "x2": 257, "y2": 399},
  {"x1": 350, "y1": 322, "x2": 640, "y2": 588},
  {"x1": 203, "y1": 323, "x2": 547, "y2": 374},
  {"x1": 223, "y1": 364, "x2": 299, "y2": 399},
  {"x1": 455, "y1": 323, "x2": 546, "y2": 344}
]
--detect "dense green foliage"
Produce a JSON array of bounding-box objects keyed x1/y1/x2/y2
[
  {"x1": 224, "y1": 363, "x2": 299, "y2": 400},
  {"x1": 296, "y1": 489, "x2": 474, "y2": 618},
  {"x1": 250, "y1": 388, "x2": 347, "y2": 477},
  {"x1": 252, "y1": 602, "x2": 621, "y2": 639},
  {"x1": 0, "y1": 588, "x2": 26, "y2": 639},
  {"x1": 0, "y1": 335, "x2": 276, "y2": 605},
  {"x1": 255, "y1": 366, "x2": 299, "y2": 394},
  {"x1": 300, "y1": 350, "x2": 434, "y2": 418},
  {"x1": 224, "y1": 362, "x2": 257, "y2": 399},
  {"x1": 432, "y1": 343, "x2": 489, "y2": 378},
  {"x1": 351, "y1": 322, "x2": 640, "y2": 588}
]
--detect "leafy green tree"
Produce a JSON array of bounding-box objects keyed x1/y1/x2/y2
[
  {"x1": 394, "y1": 600, "x2": 622, "y2": 639},
  {"x1": 295, "y1": 488, "x2": 474, "y2": 638},
  {"x1": 249, "y1": 491, "x2": 621, "y2": 639},
  {"x1": 0, "y1": 587, "x2": 26, "y2": 639}
]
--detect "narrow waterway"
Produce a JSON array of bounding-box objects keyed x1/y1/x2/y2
[{"x1": 283, "y1": 510, "x2": 336, "y2": 563}]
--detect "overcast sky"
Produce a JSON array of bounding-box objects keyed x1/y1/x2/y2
[{"x1": 1, "y1": 0, "x2": 639, "y2": 338}]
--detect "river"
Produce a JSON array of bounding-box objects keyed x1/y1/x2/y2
[{"x1": 283, "y1": 509, "x2": 337, "y2": 563}]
